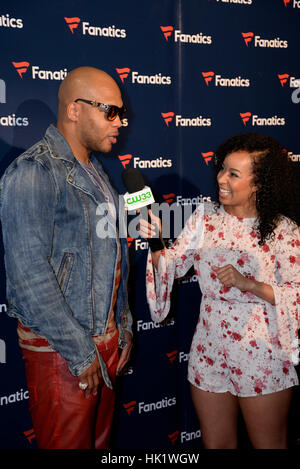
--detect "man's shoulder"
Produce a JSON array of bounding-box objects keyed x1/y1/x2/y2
[
  {"x1": 16, "y1": 137, "x2": 50, "y2": 164},
  {"x1": 2, "y1": 137, "x2": 53, "y2": 181}
]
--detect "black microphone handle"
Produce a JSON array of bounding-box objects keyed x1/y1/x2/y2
[
  {"x1": 140, "y1": 206, "x2": 165, "y2": 252},
  {"x1": 147, "y1": 236, "x2": 165, "y2": 252}
]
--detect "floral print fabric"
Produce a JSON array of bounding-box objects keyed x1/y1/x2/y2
[{"x1": 146, "y1": 202, "x2": 300, "y2": 396}]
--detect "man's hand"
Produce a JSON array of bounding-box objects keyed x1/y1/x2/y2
[
  {"x1": 116, "y1": 330, "x2": 133, "y2": 376},
  {"x1": 78, "y1": 355, "x2": 103, "y2": 399}
]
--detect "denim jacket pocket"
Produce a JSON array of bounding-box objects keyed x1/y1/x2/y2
[{"x1": 57, "y1": 252, "x2": 74, "y2": 295}]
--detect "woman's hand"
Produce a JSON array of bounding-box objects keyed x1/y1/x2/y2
[
  {"x1": 137, "y1": 209, "x2": 162, "y2": 239},
  {"x1": 212, "y1": 264, "x2": 275, "y2": 304},
  {"x1": 212, "y1": 264, "x2": 251, "y2": 292},
  {"x1": 138, "y1": 209, "x2": 163, "y2": 270}
]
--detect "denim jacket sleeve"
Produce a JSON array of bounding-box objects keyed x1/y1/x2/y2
[{"x1": 0, "y1": 158, "x2": 97, "y2": 377}]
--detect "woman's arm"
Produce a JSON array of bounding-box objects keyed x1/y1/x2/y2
[{"x1": 213, "y1": 265, "x2": 275, "y2": 305}]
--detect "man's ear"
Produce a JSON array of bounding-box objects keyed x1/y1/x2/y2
[{"x1": 67, "y1": 101, "x2": 80, "y2": 122}]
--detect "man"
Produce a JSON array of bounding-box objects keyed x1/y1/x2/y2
[{"x1": 0, "y1": 67, "x2": 133, "y2": 449}]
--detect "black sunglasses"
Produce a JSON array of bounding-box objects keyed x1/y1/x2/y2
[{"x1": 74, "y1": 98, "x2": 126, "y2": 121}]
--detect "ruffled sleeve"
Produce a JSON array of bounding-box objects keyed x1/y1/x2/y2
[
  {"x1": 272, "y1": 218, "x2": 300, "y2": 360},
  {"x1": 146, "y1": 202, "x2": 205, "y2": 323}
]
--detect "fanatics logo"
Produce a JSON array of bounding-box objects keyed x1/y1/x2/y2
[
  {"x1": 202, "y1": 71, "x2": 250, "y2": 87},
  {"x1": 277, "y1": 73, "x2": 300, "y2": 88},
  {"x1": 163, "y1": 193, "x2": 175, "y2": 205},
  {"x1": 160, "y1": 25, "x2": 212, "y2": 45},
  {"x1": 241, "y1": 32, "x2": 254, "y2": 46},
  {"x1": 160, "y1": 25, "x2": 174, "y2": 41},
  {"x1": 116, "y1": 67, "x2": 171, "y2": 85},
  {"x1": 283, "y1": 0, "x2": 300, "y2": 7},
  {"x1": 23, "y1": 428, "x2": 36, "y2": 444},
  {"x1": 240, "y1": 112, "x2": 252, "y2": 125},
  {"x1": 116, "y1": 67, "x2": 131, "y2": 83},
  {"x1": 161, "y1": 111, "x2": 175, "y2": 126},
  {"x1": 127, "y1": 237, "x2": 134, "y2": 248},
  {"x1": 240, "y1": 112, "x2": 285, "y2": 126},
  {"x1": 278, "y1": 73, "x2": 290, "y2": 86},
  {"x1": 12, "y1": 61, "x2": 67, "y2": 80},
  {"x1": 64, "y1": 17, "x2": 81, "y2": 33},
  {"x1": 201, "y1": 152, "x2": 214, "y2": 165},
  {"x1": 162, "y1": 112, "x2": 211, "y2": 127},
  {"x1": 241, "y1": 31, "x2": 288, "y2": 48},
  {"x1": 123, "y1": 401, "x2": 137, "y2": 416},
  {"x1": 166, "y1": 350, "x2": 178, "y2": 364},
  {"x1": 118, "y1": 154, "x2": 132, "y2": 168},
  {"x1": 215, "y1": 0, "x2": 252, "y2": 4},
  {"x1": 168, "y1": 430, "x2": 180, "y2": 445},
  {"x1": 65, "y1": 16, "x2": 126, "y2": 38},
  {"x1": 12, "y1": 61, "x2": 30, "y2": 78},
  {"x1": 202, "y1": 71, "x2": 215, "y2": 85},
  {"x1": 119, "y1": 154, "x2": 172, "y2": 169}
]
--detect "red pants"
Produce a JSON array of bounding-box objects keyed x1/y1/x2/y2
[{"x1": 21, "y1": 333, "x2": 119, "y2": 449}]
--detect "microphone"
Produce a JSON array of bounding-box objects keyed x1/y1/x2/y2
[{"x1": 122, "y1": 167, "x2": 164, "y2": 252}]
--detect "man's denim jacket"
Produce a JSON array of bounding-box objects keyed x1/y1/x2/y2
[{"x1": 0, "y1": 125, "x2": 132, "y2": 388}]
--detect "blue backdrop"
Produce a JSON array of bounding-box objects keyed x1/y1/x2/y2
[{"x1": 0, "y1": 0, "x2": 300, "y2": 450}]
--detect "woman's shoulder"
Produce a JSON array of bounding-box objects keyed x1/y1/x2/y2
[{"x1": 274, "y1": 215, "x2": 300, "y2": 239}]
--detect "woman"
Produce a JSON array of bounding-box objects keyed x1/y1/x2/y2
[{"x1": 141, "y1": 133, "x2": 300, "y2": 449}]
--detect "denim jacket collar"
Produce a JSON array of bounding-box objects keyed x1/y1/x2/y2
[{"x1": 44, "y1": 124, "x2": 119, "y2": 210}]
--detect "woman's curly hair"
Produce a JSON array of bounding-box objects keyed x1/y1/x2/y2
[{"x1": 214, "y1": 133, "x2": 299, "y2": 245}]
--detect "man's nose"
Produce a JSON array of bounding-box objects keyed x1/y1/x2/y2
[{"x1": 112, "y1": 115, "x2": 123, "y2": 128}]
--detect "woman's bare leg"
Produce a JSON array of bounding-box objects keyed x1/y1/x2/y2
[
  {"x1": 239, "y1": 388, "x2": 293, "y2": 449},
  {"x1": 190, "y1": 384, "x2": 239, "y2": 449}
]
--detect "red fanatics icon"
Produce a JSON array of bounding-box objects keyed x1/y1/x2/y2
[
  {"x1": 168, "y1": 430, "x2": 180, "y2": 445},
  {"x1": 161, "y1": 112, "x2": 175, "y2": 126},
  {"x1": 278, "y1": 73, "x2": 289, "y2": 87},
  {"x1": 201, "y1": 152, "x2": 214, "y2": 166},
  {"x1": 202, "y1": 71, "x2": 215, "y2": 85},
  {"x1": 12, "y1": 61, "x2": 30, "y2": 78},
  {"x1": 241, "y1": 32, "x2": 254, "y2": 46},
  {"x1": 64, "y1": 17, "x2": 81, "y2": 33},
  {"x1": 240, "y1": 112, "x2": 252, "y2": 126},
  {"x1": 160, "y1": 26, "x2": 174, "y2": 41},
  {"x1": 163, "y1": 193, "x2": 175, "y2": 205},
  {"x1": 127, "y1": 237, "x2": 134, "y2": 247},
  {"x1": 116, "y1": 67, "x2": 131, "y2": 83},
  {"x1": 166, "y1": 350, "x2": 178, "y2": 364},
  {"x1": 118, "y1": 154, "x2": 132, "y2": 168},
  {"x1": 123, "y1": 401, "x2": 137, "y2": 416}
]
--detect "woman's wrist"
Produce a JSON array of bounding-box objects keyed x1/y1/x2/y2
[
  {"x1": 243, "y1": 277, "x2": 275, "y2": 305},
  {"x1": 244, "y1": 277, "x2": 256, "y2": 293}
]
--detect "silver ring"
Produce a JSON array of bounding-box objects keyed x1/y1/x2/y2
[{"x1": 78, "y1": 381, "x2": 88, "y2": 390}]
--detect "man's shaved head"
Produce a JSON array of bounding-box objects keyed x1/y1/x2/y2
[
  {"x1": 57, "y1": 66, "x2": 121, "y2": 122},
  {"x1": 56, "y1": 66, "x2": 123, "y2": 162}
]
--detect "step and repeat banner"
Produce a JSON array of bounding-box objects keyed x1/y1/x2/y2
[{"x1": 0, "y1": 0, "x2": 300, "y2": 450}]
